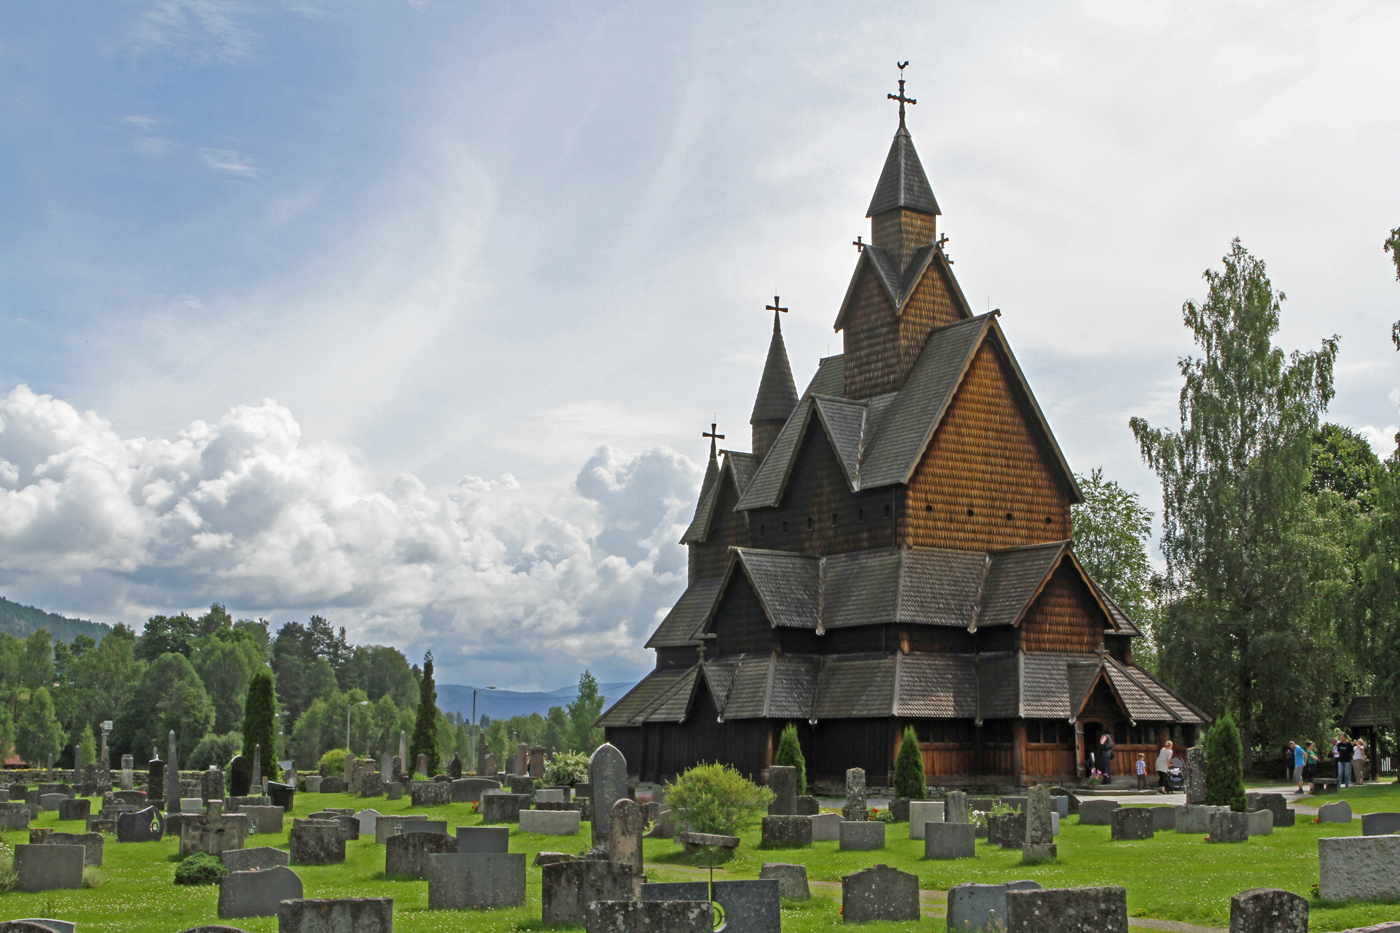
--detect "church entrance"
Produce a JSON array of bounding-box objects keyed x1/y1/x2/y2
[{"x1": 1083, "y1": 722, "x2": 1103, "y2": 775}]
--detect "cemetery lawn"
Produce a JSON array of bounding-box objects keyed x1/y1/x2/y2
[
  {"x1": 1298, "y1": 778, "x2": 1400, "y2": 813},
  {"x1": 0, "y1": 794, "x2": 1395, "y2": 933}
]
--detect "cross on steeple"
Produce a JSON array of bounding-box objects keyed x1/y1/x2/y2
[
  {"x1": 703, "y1": 423, "x2": 725, "y2": 458},
  {"x1": 888, "y1": 61, "x2": 916, "y2": 129},
  {"x1": 766, "y1": 295, "x2": 788, "y2": 316},
  {"x1": 852, "y1": 236, "x2": 865, "y2": 253}
]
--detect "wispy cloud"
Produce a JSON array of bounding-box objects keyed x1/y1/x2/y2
[
  {"x1": 122, "y1": 115, "x2": 173, "y2": 157},
  {"x1": 199, "y1": 147, "x2": 258, "y2": 176},
  {"x1": 129, "y1": 0, "x2": 255, "y2": 63}
]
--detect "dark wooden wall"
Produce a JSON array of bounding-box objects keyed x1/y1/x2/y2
[
  {"x1": 689, "y1": 471, "x2": 750, "y2": 581},
  {"x1": 710, "y1": 574, "x2": 777, "y2": 657},
  {"x1": 1019, "y1": 561, "x2": 1106, "y2": 653}
]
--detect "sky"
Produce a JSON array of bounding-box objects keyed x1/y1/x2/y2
[{"x1": 0, "y1": 1, "x2": 1397, "y2": 690}]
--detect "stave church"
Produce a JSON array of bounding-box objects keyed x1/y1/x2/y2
[{"x1": 597, "y1": 72, "x2": 1206, "y2": 788}]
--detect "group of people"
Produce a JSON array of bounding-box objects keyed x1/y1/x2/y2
[{"x1": 1290, "y1": 735, "x2": 1368, "y2": 792}]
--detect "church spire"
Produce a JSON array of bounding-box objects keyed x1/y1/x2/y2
[
  {"x1": 699, "y1": 423, "x2": 723, "y2": 505},
  {"x1": 750, "y1": 297, "x2": 798, "y2": 462},
  {"x1": 867, "y1": 63, "x2": 940, "y2": 269}
]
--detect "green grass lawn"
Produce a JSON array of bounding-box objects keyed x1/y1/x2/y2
[
  {"x1": 1298, "y1": 778, "x2": 1400, "y2": 814},
  {"x1": 2, "y1": 793, "x2": 1398, "y2": 932}
]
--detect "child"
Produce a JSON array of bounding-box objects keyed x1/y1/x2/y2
[{"x1": 1135, "y1": 753, "x2": 1148, "y2": 790}]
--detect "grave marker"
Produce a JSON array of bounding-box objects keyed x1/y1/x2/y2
[
  {"x1": 428, "y1": 852, "x2": 527, "y2": 909},
  {"x1": 14, "y1": 844, "x2": 84, "y2": 892},
  {"x1": 385, "y1": 830, "x2": 457, "y2": 878},
  {"x1": 589, "y1": 744, "x2": 628, "y2": 841},
  {"x1": 1004, "y1": 886, "x2": 1129, "y2": 933},
  {"x1": 947, "y1": 881, "x2": 1043, "y2": 933},
  {"x1": 541, "y1": 859, "x2": 637, "y2": 926},
  {"x1": 760, "y1": 863, "x2": 809, "y2": 900},
  {"x1": 278, "y1": 898, "x2": 392, "y2": 933},
  {"x1": 767, "y1": 766, "x2": 797, "y2": 815},
  {"x1": 218, "y1": 865, "x2": 303, "y2": 919},
  {"x1": 841, "y1": 864, "x2": 919, "y2": 923},
  {"x1": 1229, "y1": 888, "x2": 1308, "y2": 933},
  {"x1": 842, "y1": 768, "x2": 867, "y2": 822}
]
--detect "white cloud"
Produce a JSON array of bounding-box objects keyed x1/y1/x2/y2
[
  {"x1": 200, "y1": 148, "x2": 259, "y2": 176},
  {"x1": 129, "y1": 0, "x2": 255, "y2": 63},
  {"x1": 0, "y1": 386, "x2": 700, "y2": 688}
]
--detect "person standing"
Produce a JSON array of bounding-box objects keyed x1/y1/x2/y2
[
  {"x1": 1304, "y1": 742, "x2": 1319, "y2": 786},
  {"x1": 1337, "y1": 734, "x2": 1355, "y2": 788},
  {"x1": 1290, "y1": 741, "x2": 1306, "y2": 793},
  {"x1": 1135, "y1": 753, "x2": 1148, "y2": 790},
  {"x1": 1156, "y1": 740, "x2": 1174, "y2": 794},
  {"x1": 1100, "y1": 733, "x2": 1115, "y2": 783},
  {"x1": 1354, "y1": 737, "x2": 1367, "y2": 783}
]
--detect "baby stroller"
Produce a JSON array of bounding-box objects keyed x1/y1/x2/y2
[{"x1": 1166, "y1": 756, "x2": 1185, "y2": 792}]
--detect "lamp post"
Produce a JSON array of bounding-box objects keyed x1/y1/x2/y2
[
  {"x1": 471, "y1": 686, "x2": 497, "y2": 774},
  {"x1": 347, "y1": 701, "x2": 369, "y2": 754}
]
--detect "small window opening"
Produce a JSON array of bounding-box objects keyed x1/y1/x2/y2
[
  {"x1": 806, "y1": 516, "x2": 814, "y2": 531},
  {"x1": 1005, "y1": 512, "x2": 1014, "y2": 521},
  {"x1": 883, "y1": 504, "x2": 891, "y2": 519},
  {"x1": 782, "y1": 521, "x2": 788, "y2": 535},
  {"x1": 1044, "y1": 516, "x2": 1053, "y2": 525},
  {"x1": 759, "y1": 524, "x2": 766, "y2": 537},
  {"x1": 831, "y1": 512, "x2": 838, "y2": 527},
  {"x1": 858, "y1": 508, "x2": 865, "y2": 523},
  {"x1": 925, "y1": 503, "x2": 933, "y2": 513},
  {"x1": 966, "y1": 508, "x2": 974, "y2": 517}
]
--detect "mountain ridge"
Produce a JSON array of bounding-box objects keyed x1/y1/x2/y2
[{"x1": 0, "y1": 595, "x2": 111, "y2": 644}]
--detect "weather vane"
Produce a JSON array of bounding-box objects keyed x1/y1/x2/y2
[{"x1": 888, "y1": 61, "x2": 915, "y2": 128}]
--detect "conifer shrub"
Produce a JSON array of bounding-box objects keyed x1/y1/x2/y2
[
  {"x1": 1204, "y1": 711, "x2": 1247, "y2": 811},
  {"x1": 241, "y1": 668, "x2": 279, "y2": 784},
  {"x1": 893, "y1": 725, "x2": 926, "y2": 800},
  {"x1": 773, "y1": 723, "x2": 807, "y2": 796},
  {"x1": 174, "y1": 852, "x2": 227, "y2": 886},
  {"x1": 409, "y1": 651, "x2": 439, "y2": 774},
  {"x1": 665, "y1": 762, "x2": 773, "y2": 836}
]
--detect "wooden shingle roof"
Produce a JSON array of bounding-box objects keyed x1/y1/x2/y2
[
  {"x1": 644, "y1": 576, "x2": 724, "y2": 649},
  {"x1": 681, "y1": 450, "x2": 758, "y2": 544},
  {"x1": 867, "y1": 125, "x2": 940, "y2": 218}
]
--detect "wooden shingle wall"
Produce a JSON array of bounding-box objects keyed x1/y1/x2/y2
[
  {"x1": 688, "y1": 474, "x2": 750, "y2": 581},
  {"x1": 897, "y1": 262, "x2": 964, "y2": 382},
  {"x1": 901, "y1": 341, "x2": 1072, "y2": 550},
  {"x1": 842, "y1": 261, "x2": 966, "y2": 401},
  {"x1": 871, "y1": 209, "x2": 937, "y2": 269},
  {"x1": 710, "y1": 572, "x2": 779, "y2": 657},
  {"x1": 1019, "y1": 561, "x2": 1107, "y2": 653}
]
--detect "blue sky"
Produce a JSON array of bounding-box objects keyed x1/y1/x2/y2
[{"x1": 1, "y1": 2, "x2": 1397, "y2": 689}]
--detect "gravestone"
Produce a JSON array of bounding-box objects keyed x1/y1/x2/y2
[
  {"x1": 1246, "y1": 793, "x2": 1290, "y2": 825},
  {"x1": 3, "y1": 921, "x2": 75, "y2": 933},
  {"x1": 643, "y1": 880, "x2": 781, "y2": 933},
  {"x1": 521, "y1": 809, "x2": 581, "y2": 835},
  {"x1": 320, "y1": 777, "x2": 346, "y2": 794},
  {"x1": 408, "y1": 780, "x2": 451, "y2": 807},
  {"x1": 810, "y1": 812, "x2": 841, "y2": 841},
  {"x1": 39, "y1": 793, "x2": 67, "y2": 811},
  {"x1": 1246, "y1": 808, "x2": 1273, "y2": 836},
  {"x1": 767, "y1": 765, "x2": 797, "y2": 815},
  {"x1": 1000, "y1": 796, "x2": 1026, "y2": 812},
  {"x1": 1004, "y1": 886, "x2": 1129, "y2": 933},
  {"x1": 909, "y1": 800, "x2": 944, "y2": 839},
  {"x1": 838, "y1": 820, "x2": 885, "y2": 851},
  {"x1": 455, "y1": 825, "x2": 508, "y2": 853},
  {"x1": 278, "y1": 898, "x2": 393, "y2": 933},
  {"x1": 229, "y1": 756, "x2": 251, "y2": 798},
  {"x1": 542, "y1": 859, "x2": 638, "y2": 926},
  {"x1": 1185, "y1": 747, "x2": 1207, "y2": 804},
  {"x1": 1207, "y1": 810, "x2": 1250, "y2": 844},
  {"x1": 446, "y1": 754, "x2": 463, "y2": 779},
  {"x1": 841, "y1": 864, "x2": 919, "y2": 923},
  {"x1": 218, "y1": 866, "x2": 303, "y2": 920},
  {"x1": 241, "y1": 805, "x2": 283, "y2": 834},
  {"x1": 1079, "y1": 799, "x2": 1120, "y2": 824},
  {"x1": 14, "y1": 844, "x2": 84, "y2": 892},
  {"x1": 1362, "y1": 812, "x2": 1400, "y2": 836},
  {"x1": 222, "y1": 846, "x2": 289, "y2": 872},
  {"x1": 28, "y1": 830, "x2": 103, "y2": 866},
  {"x1": 415, "y1": 753, "x2": 430, "y2": 777},
  {"x1": 1177, "y1": 805, "x2": 1227, "y2": 834},
  {"x1": 359, "y1": 771, "x2": 383, "y2": 797},
  {"x1": 508, "y1": 774, "x2": 537, "y2": 796},
  {"x1": 989, "y1": 811, "x2": 1025, "y2": 849},
  {"x1": 481, "y1": 792, "x2": 531, "y2": 823},
  {"x1": 201, "y1": 768, "x2": 225, "y2": 803},
  {"x1": 180, "y1": 801, "x2": 249, "y2": 856},
  {"x1": 517, "y1": 742, "x2": 528, "y2": 776},
  {"x1": 385, "y1": 830, "x2": 457, "y2": 878},
  {"x1": 1111, "y1": 808, "x2": 1154, "y2": 841},
  {"x1": 58, "y1": 798, "x2": 90, "y2": 822},
  {"x1": 608, "y1": 798, "x2": 645, "y2": 874},
  {"x1": 761, "y1": 814, "x2": 811, "y2": 848},
  {"x1": 888, "y1": 797, "x2": 910, "y2": 822},
  {"x1": 530, "y1": 746, "x2": 546, "y2": 778},
  {"x1": 536, "y1": 787, "x2": 567, "y2": 804},
  {"x1": 386, "y1": 781, "x2": 403, "y2": 800},
  {"x1": 483, "y1": 752, "x2": 499, "y2": 775},
  {"x1": 0, "y1": 801, "x2": 30, "y2": 830},
  {"x1": 354, "y1": 808, "x2": 381, "y2": 836},
  {"x1": 451, "y1": 778, "x2": 500, "y2": 803},
  {"x1": 590, "y1": 744, "x2": 628, "y2": 841},
  {"x1": 796, "y1": 795, "x2": 820, "y2": 815},
  {"x1": 679, "y1": 832, "x2": 740, "y2": 857},
  {"x1": 166, "y1": 732, "x2": 181, "y2": 813},
  {"x1": 121, "y1": 754, "x2": 134, "y2": 791},
  {"x1": 586, "y1": 900, "x2": 711, "y2": 933},
  {"x1": 925, "y1": 822, "x2": 976, "y2": 859},
  {"x1": 305, "y1": 775, "x2": 322, "y2": 793},
  {"x1": 945, "y1": 790, "x2": 969, "y2": 824},
  {"x1": 1150, "y1": 806, "x2": 1176, "y2": 831},
  {"x1": 760, "y1": 862, "x2": 809, "y2": 900},
  {"x1": 947, "y1": 881, "x2": 1043, "y2": 933},
  {"x1": 1319, "y1": 800, "x2": 1353, "y2": 823},
  {"x1": 289, "y1": 818, "x2": 346, "y2": 865},
  {"x1": 428, "y1": 852, "x2": 527, "y2": 909},
  {"x1": 266, "y1": 781, "x2": 294, "y2": 812},
  {"x1": 399, "y1": 731, "x2": 408, "y2": 769},
  {"x1": 250, "y1": 745, "x2": 261, "y2": 795},
  {"x1": 1229, "y1": 888, "x2": 1308, "y2": 933},
  {"x1": 1318, "y1": 836, "x2": 1400, "y2": 902},
  {"x1": 842, "y1": 768, "x2": 867, "y2": 822},
  {"x1": 1022, "y1": 784, "x2": 1055, "y2": 860}
]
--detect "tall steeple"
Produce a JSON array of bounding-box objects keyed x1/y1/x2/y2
[
  {"x1": 750, "y1": 297, "x2": 798, "y2": 462},
  {"x1": 699, "y1": 423, "x2": 723, "y2": 505},
  {"x1": 867, "y1": 63, "x2": 940, "y2": 270}
]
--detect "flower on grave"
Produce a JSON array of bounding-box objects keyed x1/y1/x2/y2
[{"x1": 1204, "y1": 835, "x2": 1211, "y2": 842}]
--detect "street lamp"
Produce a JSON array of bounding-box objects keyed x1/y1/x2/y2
[
  {"x1": 471, "y1": 687, "x2": 497, "y2": 774},
  {"x1": 347, "y1": 701, "x2": 369, "y2": 754}
]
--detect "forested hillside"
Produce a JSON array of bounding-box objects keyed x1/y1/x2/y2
[{"x1": 0, "y1": 595, "x2": 110, "y2": 643}]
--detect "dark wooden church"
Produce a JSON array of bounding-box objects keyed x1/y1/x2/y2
[{"x1": 598, "y1": 76, "x2": 1205, "y2": 787}]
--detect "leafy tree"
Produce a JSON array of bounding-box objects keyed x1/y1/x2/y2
[
  {"x1": 409, "y1": 651, "x2": 439, "y2": 773},
  {"x1": 318, "y1": 747, "x2": 349, "y2": 776},
  {"x1": 773, "y1": 723, "x2": 807, "y2": 795},
  {"x1": 19, "y1": 629, "x2": 53, "y2": 691},
  {"x1": 241, "y1": 668, "x2": 279, "y2": 783},
  {"x1": 665, "y1": 762, "x2": 773, "y2": 836},
  {"x1": 0, "y1": 702, "x2": 16, "y2": 764},
  {"x1": 541, "y1": 705, "x2": 572, "y2": 753},
  {"x1": 893, "y1": 725, "x2": 926, "y2": 800},
  {"x1": 1072, "y1": 468, "x2": 1157, "y2": 667},
  {"x1": 1353, "y1": 451, "x2": 1400, "y2": 720},
  {"x1": 188, "y1": 730, "x2": 244, "y2": 770},
  {"x1": 193, "y1": 635, "x2": 265, "y2": 734},
  {"x1": 1203, "y1": 711, "x2": 1247, "y2": 812},
  {"x1": 65, "y1": 624, "x2": 144, "y2": 755},
  {"x1": 14, "y1": 686, "x2": 64, "y2": 766},
  {"x1": 116, "y1": 652, "x2": 216, "y2": 762},
  {"x1": 1131, "y1": 240, "x2": 1342, "y2": 756},
  {"x1": 1309, "y1": 424, "x2": 1379, "y2": 506},
  {"x1": 566, "y1": 670, "x2": 605, "y2": 753}
]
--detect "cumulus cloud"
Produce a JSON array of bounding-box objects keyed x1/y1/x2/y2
[{"x1": 0, "y1": 386, "x2": 701, "y2": 687}]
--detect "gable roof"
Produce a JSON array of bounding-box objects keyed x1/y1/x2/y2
[
  {"x1": 802, "y1": 355, "x2": 845, "y2": 399},
  {"x1": 645, "y1": 576, "x2": 725, "y2": 649},
  {"x1": 832, "y1": 245, "x2": 969, "y2": 331},
  {"x1": 867, "y1": 125, "x2": 940, "y2": 217},
  {"x1": 681, "y1": 450, "x2": 759, "y2": 544}
]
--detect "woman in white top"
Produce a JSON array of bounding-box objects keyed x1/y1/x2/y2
[{"x1": 1155, "y1": 741, "x2": 1174, "y2": 794}]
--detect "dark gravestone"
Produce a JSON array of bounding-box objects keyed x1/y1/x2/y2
[
  {"x1": 767, "y1": 766, "x2": 797, "y2": 815},
  {"x1": 1246, "y1": 793, "x2": 1290, "y2": 826},
  {"x1": 446, "y1": 755, "x2": 463, "y2": 779},
  {"x1": 1229, "y1": 888, "x2": 1308, "y2": 933},
  {"x1": 1361, "y1": 812, "x2": 1400, "y2": 836},
  {"x1": 408, "y1": 780, "x2": 451, "y2": 807},
  {"x1": 385, "y1": 830, "x2": 458, "y2": 879},
  {"x1": 644, "y1": 880, "x2": 781, "y2": 933},
  {"x1": 58, "y1": 798, "x2": 90, "y2": 822},
  {"x1": 1150, "y1": 806, "x2": 1177, "y2": 831},
  {"x1": 428, "y1": 852, "x2": 527, "y2": 909},
  {"x1": 1005, "y1": 886, "x2": 1129, "y2": 933},
  {"x1": 796, "y1": 795, "x2": 820, "y2": 816},
  {"x1": 508, "y1": 774, "x2": 536, "y2": 796},
  {"x1": 1111, "y1": 808, "x2": 1154, "y2": 841},
  {"x1": 0, "y1": 801, "x2": 32, "y2": 830},
  {"x1": 841, "y1": 864, "x2": 920, "y2": 923},
  {"x1": 217, "y1": 866, "x2": 303, "y2": 920},
  {"x1": 1078, "y1": 800, "x2": 1120, "y2": 824},
  {"x1": 589, "y1": 744, "x2": 628, "y2": 842},
  {"x1": 948, "y1": 881, "x2": 1044, "y2": 933},
  {"x1": 359, "y1": 772, "x2": 383, "y2": 797},
  {"x1": 481, "y1": 792, "x2": 531, "y2": 823},
  {"x1": 289, "y1": 819, "x2": 345, "y2": 865},
  {"x1": 839, "y1": 820, "x2": 885, "y2": 851},
  {"x1": 925, "y1": 822, "x2": 976, "y2": 859},
  {"x1": 320, "y1": 776, "x2": 347, "y2": 794},
  {"x1": 1208, "y1": 810, "x2": 1250, "y2": 843},
  {"x1": 222, "y1": 846, "x2": 289, "y2": 872},
  {"x1": 760, "y1": 815, "x2": 812, "y2": 849},
  {"x1": 457, "y1": 825, "x2": 510, "y2": 853},
  {"x1": 28, "y1": 830, "x2": 103, "y2": 866},
  {"x1": 888, "y1": 797, "x2": 910, "y2": 823},
  {"x1": 990, "y1": 811, "x2": 1026, "y2": 849},
  {"x1": 201, "y1": 769, "x2": 225, "y2": 803},
  {"x1": 586, "y1": 901, "x2": 711, "y2": 933},
  {"x1": 278, "y1": 898, "x2": 392, "y2": 933},
  {"x1": 266, "y1": 781, "x2": 294, "y2": 813},
  {"x1": 1185, "y1": 747, "x2": 1207, "y2": 804},
  {"x1": 542, "y1": 859, "x2": 638, "y2": 926},
  {"x1": 228, "y1": 756, "x2": 251, "y2": 798},
  {"x1": 452, "y1": 777, "x2": 501, "y2": 803},
  {"x1": 759, "y1": 863, "x2": 809, "y2": 900}
]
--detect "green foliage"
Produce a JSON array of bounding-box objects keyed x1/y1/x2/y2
[
  {"x1": 1072, "y1": 467, "x2": 1158, "y2": 667},
  {"x1": 241, "y1": 668, "x2": 279, "y2": 782},
  {"x1": 14, "y1": 685, "x2": 64, "y2": 766},
  {"x1": 192, "y1": 632, "x2": 266, "y2": 734},
  {"x1": 566, "y1": 670, "x2": 605, "y2": 752},
  {"x1": 188, "y1": 731, "x2": 244, "y2": 771},
  {"x1": 409, "y1": 651, "x2": 439, "y2": 773},
  {"x1": 173, "y1": 852, "x2": 227, "y2": 886},
  {"x1": 1131, "y1": 239, "x2": 1344, "y2": 755},
  {"x1": 319, "y1": 747, "x2": 349, "y2": 775},
  {"x1": 542, "y1": 750, "x2": 589, "y2": 785},
  {"x1": 893, "y1": 725, "x2": 925, "y2": 800},
  {"x1": 773, "y1": 724, "x2": 807, "y2": 796},
  {"x1": 0, "y1": 595, "x2": 110, "y2": 643},
  {"x1": 0, "y1": 703, "x2": 13, "y2": 765},
  {"x1": 1204, "y1": 711, "x2": 1248, "y2": 811},
  {"x1": 20, "y1": 629, "x2": 54, "y2": 691},
  {"x1": 1352, "y1": 451, "x2": 1400, "y2": 719},
  {"x1": 1309, "y1": 424, "x2": 1380, "y2": 506},
  {"x1": 116, "y1": 651, "x2": 216, "y2": 763},
  {"x1": 665, "y1": 762, "x2": 774, "y2": 836}
]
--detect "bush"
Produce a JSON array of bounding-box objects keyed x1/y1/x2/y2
[
  {"x1": 893, "y1": 725, "x2": 926, "y2": 800},
  {"x1": 319, "y1": 748, "x2": 348, "y2": 777},
  {"x1": 1204, "y1": 711, "x2": 1247, "y2": 812},
  {"x1": 174, "y1": 852, "x2": 227, "y2": 886},
  {"x1": 773, "y1": 724, "x2": 807, "y2": 796},
  {"x1": 665, "y1": 762, "x2": 773, "y2": 836},
  {"x1": 188, "y1": 731, "x2": 243, "y2": 771},
  {"x1": 543, "y1": 750, "x2": 589, "y2": 786}
]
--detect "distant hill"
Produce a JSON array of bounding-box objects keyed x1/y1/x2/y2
[
  {"x1": 0, "y1": 595, "x2": 111, "y2": 644},
  {"x1": 438, "y1": 681, "x2": 637, "y2": 723}
]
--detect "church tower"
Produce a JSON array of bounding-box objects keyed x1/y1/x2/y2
[{"x1": 749, "y1": 300, "x2": 798, "y2": 462}]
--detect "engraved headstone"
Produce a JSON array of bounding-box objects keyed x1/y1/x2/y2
[
  {"x1": 117, "y1": 806, "x2": 165, "y2": 842},
  {"x1": 588, "y1": 745, "x2": 628, "y2": 844},
  {"x1": 1004, "y1": 886, "x2": 1129, "y2": 933},
  {"x1": 607, "y1": 798, "x2": 645, "y2": 873},
  {"x1": 229, "y1": 756, "x2": 251, "y2": 798},
  {"x1": 767, "y1": 766, "x2": 797, "y2": 816},
  {"x1": 166, "y1": 731, "x2": 181, "y2": 814},
  {"x1": 1185, "y1": 747, "x2": 1207, "y2": 805},
  {"x1": 217, "y1": 864, "x2": 304, "y2": 920},
  {"x1": 529, "y1": 745, "x2": 546, "y2": 778},
  {"x1": 1022, "y1": 784, "x2": 1056, "y2": 861},
  {"x1": 415, "y1": 753, "x2": 430, "y2": 777},
  {"x1": 1229, "y1": 888, "x2": 1308, "y2": 933},
  {"x1": 842, "y1": 768, "x2": 867, "y2": 822},
  {"x1": 948, "y1": 881, "x2": 1044, "y2": 932},
  {"x1": 517, "y1": 742, "x2": 528, "y2": 776},
  {"x1": 250, "y1": 745, "x2": 262, "y2": 795},
  {"x1": 484, "y1": 752, "x2": 498, "y2": 776},
  {"x1": 447, "y1": 754, "x2": 463, "y2": 779},
  {"x1": 841, "y1": 864, "x2": 919, "y2": 923},
  {"x1": 120, "y1": 754, "x2": 134, "y2": 791},
  {"x1": 945, "y1": 790, "x2": 969, "y2": 824}
]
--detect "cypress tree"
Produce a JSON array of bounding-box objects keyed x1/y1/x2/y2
[
  {"x1": 1204, "y1": 710, "x2": 1247, "y2": 811},
  {"x1": 409, "y1": 651, "x2": 439, "y2": 774},
  {"x1": 241, "y1": 668, "x2": 279, "y2": 785},
  {"x1": 893, "y1": 725, "x2": 926, "y2": 800},
  {"x1": 773, "y1": 723, "x2": 807, "y2": 795}
]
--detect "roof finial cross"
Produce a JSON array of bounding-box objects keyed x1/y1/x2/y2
[
  {"x1": 703, "y1": 423, "x2": 725, "y2": 458},
  {"x1": 766, "y1": 295, "x2": 788, "y2": 331},
  {"x1": 852, "y1": 235, "x2": 865, "y2": 253},
  {"x1": 888, "y1": 61, "x2": 915, "y2": 129}
]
